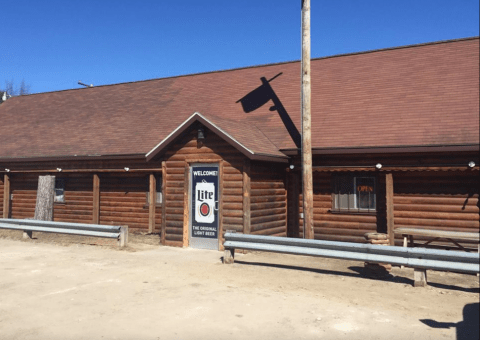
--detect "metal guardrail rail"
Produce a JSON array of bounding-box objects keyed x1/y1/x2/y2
[
  {"x1": 223, "y1": 232, "x2": 480, "y2": 287},
  {"x1": 0, "y1": 218, "x2": 128, "y2": 247}
]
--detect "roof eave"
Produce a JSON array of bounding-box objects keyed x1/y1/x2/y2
[{"x1": 280, "y1": 144, "x2": 480, "y2": 156}]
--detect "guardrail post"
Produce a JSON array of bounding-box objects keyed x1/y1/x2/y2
[
  {"x1": 223, "y1": 230, "x2": 235, "y2": 264},
  {"x1": 414, "y1": 268, "x2": 427, "y2": 287},
  {"x1": 118, "y1": 226, "x2": 128, "y2": 247},
  {"x1": 23, "y1": 230, "x2": 33, "y2": 239}
]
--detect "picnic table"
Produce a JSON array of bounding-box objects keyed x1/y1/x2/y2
[{"x1": 395, "y1": 228, "x2": 480, "y2": 252}]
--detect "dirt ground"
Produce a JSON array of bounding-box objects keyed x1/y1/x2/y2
[{"x1": 0, "y1": 230, "x2": 479, "y2": 340}]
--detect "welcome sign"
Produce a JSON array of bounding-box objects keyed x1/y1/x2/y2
[{"x1": 191, "y1": 166, "x2": 219, "y2": 240}]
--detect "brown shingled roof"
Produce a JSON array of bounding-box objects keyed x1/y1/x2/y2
[{"x1": 0, "y1": 37, "x2": 478, "y2": 161}]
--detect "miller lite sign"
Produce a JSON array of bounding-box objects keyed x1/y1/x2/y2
[
  {"x1": 190, "y1": 165, "x2": 219, "y2": 242},
  {"x1": 195, "y1": 180, "x2": 215, "y2": 223}
]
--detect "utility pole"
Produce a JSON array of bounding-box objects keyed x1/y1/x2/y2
[{"x1": 301, "y1": 0, "x2": 314, "y2": 239}]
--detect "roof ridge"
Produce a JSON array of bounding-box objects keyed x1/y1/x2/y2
[{"x1": 17, "y1": 36, "x2": 479, "y2": 97}]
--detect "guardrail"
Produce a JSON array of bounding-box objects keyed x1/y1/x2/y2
[
  {"x1": 0, "y1": 218, "x2": 128, "y2": 247},
  {"x1": 223, "y1": 231, "x2": 480, "y2": 287}
]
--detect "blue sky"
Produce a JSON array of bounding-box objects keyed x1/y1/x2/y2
[{"x1": 1, "y1": 0, "x2": 478, "y2": 94}]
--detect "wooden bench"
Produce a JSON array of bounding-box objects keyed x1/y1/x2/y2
[{"x1": 395, "y1": 228, "x2": 480, "y2": 253}]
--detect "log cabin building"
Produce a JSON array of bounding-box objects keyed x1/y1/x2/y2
[{"x1": 1, "y1": 37, "x2": 479, "y2": 250}]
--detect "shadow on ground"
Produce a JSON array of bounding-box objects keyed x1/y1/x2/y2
[
  {"x1": 420, "y1": 303, "x2": 479, "y2": 340},
  {"x1": 230, "y1": 259, "x2": 479, "y2": 293}
]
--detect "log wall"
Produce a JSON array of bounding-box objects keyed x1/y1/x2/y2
[
  {"x1": 313, "y1": 172, "x2": 377, "y2": 243},
  {"x1": 250, "y1": 162, "x2": 287, "y2": 237},
  {"x1": 393, "y1": 170, "x2": 479, "y2": 249},
  {"x1": 162, "y1": 126, "x2": 245, "y2": 247},
  {"x1": 52, "y1": 175, "x2": 93, "y2": 224},
  {"x1": 10, "y1": 174, "x2": 37, "y2": 219},
  {"x1": 99, "y1": 174, "x2": 151, "y2": 231}
]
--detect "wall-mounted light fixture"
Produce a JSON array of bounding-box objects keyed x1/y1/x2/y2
[
  {"x1": 124, "y1": 167, "x2": 130, "y2": 172},
  {"x1": 57, "y1": 168, "x2": 62, "y2": 172},
  {"x1": 375, "y1": 163, "x2": 382, "y2": 169},
  {"x1": 289, "y1": 164, "x2": 295, "y2": 170},
  {"x1": 5, "y1": 169, "x2": 10, "y2": 172},
  {"x1": 198, "y1": 127, "x2": 205, "y2": 141},
  {"x1": 468, "y1": 161, "x2": 475, "y2": 168}
]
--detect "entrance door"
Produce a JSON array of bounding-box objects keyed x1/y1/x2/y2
[{"x1": 189, "y1": 164, "x2": 219, "y2": 250}]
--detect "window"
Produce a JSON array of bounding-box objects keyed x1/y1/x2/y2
[
  {"x1": 147, "y1": 175, "x2": 162, "y2": 204},
  {"x1": 54, "y1": 179, "x2": 65, "y2": 203},
  {"x1": 332, "y1": 175, "x2": 376, "y2": 212}
]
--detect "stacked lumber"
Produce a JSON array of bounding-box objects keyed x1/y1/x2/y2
[{"x1": 364, "y1": 233, "x2": 392, "y2": 273}]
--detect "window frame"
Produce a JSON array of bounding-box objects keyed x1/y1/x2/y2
[
  {"x1": 54, "y1": 178, "x2": 65, "y2": 204},
  {"x1": 331, "y1": 173, "x2": 376, "y2": 213},
  {"x1": 146, "y1": 175, "x2": 163, "y2": 205}
]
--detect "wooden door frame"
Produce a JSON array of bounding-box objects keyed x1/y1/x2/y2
[{"x1": 182, "y1": 159, "x2": 224, "y2": 249}]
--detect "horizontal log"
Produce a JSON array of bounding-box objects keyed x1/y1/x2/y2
[
  {"x1": 313, "y1": 195, "x2": 332, "y2": 202},
  {"x1": 394, "y1": 195, "x2": 478, "y2": 205},
  {"x1": 223, "y1": 181, "x2": 242, "y2": 189},
  {"x1": 222, "y1": 195, "x2": 242, "y2": 203},
  {"x1": 223, "y1": 174, "x2": 243, "y2": 181},
  {"x1": 166, "y1": 221, "x2": 184, "y2": 228},
  {"x1": 166, "y1": 234, "x2": 183, "y2": 242},
  {"x1": 394, "y1": 210, "x2": 479, "y2": 221},
  {"x1": 165, "y1": 194, "x2": 184, "y2": 201},
  {"x1": 250, "y1": 195, "x2": 286, "y2": 204},
  {"x1": 165, "y1": 227, "x2": 183, "y2": 235},
  {"x1": 165, "y1": 187, "x2": 185, "y2": 195},
  {"x1": 100, "y1": 191, "x2": 146, "y2": 197},
  {"x1": 166, "y1": 167, "x2": 185, "y2": 174},
  {"x1": 164, "y1": 214, "x2": 184, "y2": 221},
  {"x1": 251, "y1": 208, "x2": 286, "y2": 218},
  {"x1": 394, "y1": 203, "x2": 479, "y2": 214},
  {"x1": 319, "y1": 214, "x2": 377, "y2": 223},
  {"x1": 313, "y1": 220, "x2": 377, "y2": 229},
  {"x1": 251, "y1": 189, "x2": 285, "y2": 196},
  {"x1": 252, "y1": 226, "x2": 286, "y2": 236},
  {"x1": 251, "y1": 201, "x2": 286, "y2": 211},
  {"x1": 222, "y1": 210, "x2": 243, "y2": 218},
  {"x1": 165, "y1": 201, "x2": 184, "y2": 208},
  {"x1": 251, "y1": 213, "x2": 286, "y2": 225},
  {"x1": 251, "y1": 220, "x2": 286, "y2": 232},
  {"x1": 164, "y1": 240, "x2": 183, "y2": 247},
  {"x1": 223, "y1": 188, "x2": 242, "y2": 196},
  {"x1": 99, "y1": 201, "x2": 146, "y2": 208},
  {"x1": 250, "y1": 182, "x2": 285, "y2": 190},
  {"x1": 394, "y1": 217, "x2": 479, "y2": 228},
  {"x1": 314, "y1": 227, "x2": 375, "y2": 237},
  {"x1": 166, "y1": 174, "x2": 185, "y2": 181},
  {"x1": 165, "y1": 161, "x2": 186, "y2": 168},
  {"x1": 165, "y1": 207, "x2": 184, "y2": 215},
  {"x1": 99, "y1": 214, "x2": 148, "y2": 221},
  {"x1": 223, "y1": 202, "x2": 242, "y2": 210},
  {"x1": 223, "y1": 217, "x2": 243, "y2": 225},
  {"x1": 166, "y1": 181, "x2": 184, "y2": 188}
]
